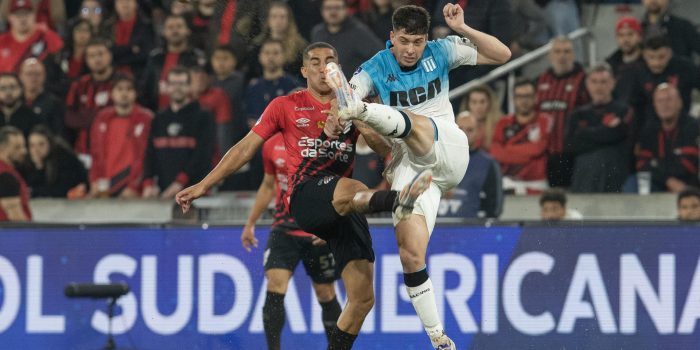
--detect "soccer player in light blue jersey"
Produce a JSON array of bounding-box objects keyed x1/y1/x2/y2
[{"x1": 327, "y1": 4, "x2": 510, "y2": 349}]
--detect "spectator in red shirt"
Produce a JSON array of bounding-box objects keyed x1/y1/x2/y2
[
  {"x1": 140, "y1": 13, "x2": 206, "y2": 111},
  {"x1": 0, "y1": 0, "x2": 63, "y2": 73},
  {"x1": 102, "y1": 0, "x2": 155, "y2": 79},
  {"x1": 1, "y1": 0, "x2": 67, "y2": 33},
  {"x1": 19, "y1": 58, "x2": 64, "y2": 137},
  {"x1": 59, "y1": 19, "x2": 92, "y2": 83},
  {"x1": 90, "y1": 74, "x2": 152, "y2": 198},
  {"x1": 190, "y1": 65, "x2": 233, "y2": 160},
  {"x1": 0, "y1": 126, "x2": 31, "y2": 221},
  {"x1": 64, "y1": 38, "x2": 114, "y2": 157},
  {"x1": 491, "y1": 79, "x2": 551, "y2": 195}
]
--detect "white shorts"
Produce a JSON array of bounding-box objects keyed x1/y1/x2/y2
[{"x1": 385, "y1": 117, "x2": 470, "y2": 234}]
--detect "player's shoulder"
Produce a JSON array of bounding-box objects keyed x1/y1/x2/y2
[{"x1": 360, "y1": 45, "x2": 393, "y2": 71}]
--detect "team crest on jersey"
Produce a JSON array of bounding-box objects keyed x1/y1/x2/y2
[
  {"x1": 421, "y1": 56, "x2": 437, "y2": 72},
  {"x1": 317, "y1": 120, "x2": 326, "y2": 129}
]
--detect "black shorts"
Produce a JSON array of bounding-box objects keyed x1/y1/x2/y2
[
  {"x1": 264, "y1": 229, "x2": 338, "y2": 284},
  {"x1": 290, "y1": 175, "x2": 375, "y2": 273}
]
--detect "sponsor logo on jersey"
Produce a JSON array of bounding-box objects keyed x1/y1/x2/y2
[
  {"x1": 539, "y1": 100, "x2": 569, "y2": 111},
  {"x1": 389, "y1": 77, "x2": 442, "y2": 107},
  {"x1": 421, "y1": 56, "x2": 437, "y2": 72},
  {"x1": 294, "y1": 106, "x2": 315, "y2": 111},
  {"x1": 295, "y1": 118, "x2": 310, "y2": 128},
  {"x1": 298, "y1": 137, "x2": 354, "y2": 162},
  {"x1": 167, "y1": 123, "x2": 182, "y2": 136}
]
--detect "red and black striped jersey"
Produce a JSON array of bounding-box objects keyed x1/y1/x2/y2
[
  {"x1": 252, "y1": 90, "x2": 359, "y2": 202},
  {"x1": 536, "y1": 63, "x2": 589, "y2": 154}
]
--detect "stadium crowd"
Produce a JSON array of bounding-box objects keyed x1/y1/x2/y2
[{"x1": 0, "y1": 0, "x2": 699, "y2": 222}]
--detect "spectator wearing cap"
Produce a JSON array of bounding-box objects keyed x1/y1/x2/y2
[
  {"x1": 19, "y1": 58, "x2": 64, "y2": 138},
  {"x1": 606, "y1": 17, "x2": 644, "y2": 80},
  {"x1": 635, "y1": 84, "x2": 699, "y2": 193},
  {"x1": 0, "y1": 72, "x2": 45, "y2": 137},
  {"x1": 565, "y1": 63, "x2": 631, "y2": 193},
  {"x1": 618, "y1": 36, "x2": 700, "y2": 136},
  {"x1": 0, "y1": 126, "x2": 30, "y2": 221},
  {"x1": 139, "y1": 13, "x2": 206, "y2": 111},
  {"x1": 64, "y1": 38, "x2": 115, "y2": 158},
  {"x1": 101, "y1": 0, "x2": 155, "y2": 80},
  {"x1": 0, "y1": 0, "x2": 63, "y2": 73},
  {"x1": 677, "y1": 188, "x2": 700, "y2": 222},
  {"x1": 641, "y1": 0, "x2": 700, "y2": 59},
  {"x1": 0, "y1": 0, "x2": 66, "y2": 33},
  {"x1": 90, "y1": 74, "x2": 152, "y2": 198}
]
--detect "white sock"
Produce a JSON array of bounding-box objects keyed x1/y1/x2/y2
[
  {"x1": 406, "y1": 278, "x2": 444, "y2": 339},
  {"x1": 360, "y1": 103, "x2": 412, "y2": 138}
]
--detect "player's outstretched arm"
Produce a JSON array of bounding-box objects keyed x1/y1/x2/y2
[
  {"x1": 443, "y1": 3, "x2": 511, "y2": 65},
  {"x1": 241, "y1": 174, "x2": 276, "y2": 251},
  {"x1": 176, "y1": 131, "x2": 265, "y2": 213}
]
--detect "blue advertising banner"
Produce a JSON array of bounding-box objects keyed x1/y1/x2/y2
[{"x1": 0, "y1": 225, "x2": 698, "y2": 349}]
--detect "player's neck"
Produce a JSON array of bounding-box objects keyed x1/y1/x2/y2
[{"x1": 307, "y1": 88, "x2": 333, "y2": 104}]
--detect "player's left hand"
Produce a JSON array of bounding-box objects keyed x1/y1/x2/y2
[
  {"x1": 443, "y1": 3, "x2": 466, "y2": 31},
  {"x1": 310, "y1": 235, "x2": 327, "y2": 246}
]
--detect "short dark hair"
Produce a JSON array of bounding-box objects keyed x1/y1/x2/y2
[
  {"x1": 164, "y1": 13, "x2": 188, "y2": 25},
  {"x1": 587, "y1": 62, "x2": 614, "y2": 76},
  {"x1": 513, "y1": 78, "x2": 536, "y2": 92},
  {"x1": 0, "y1": 126, "x2": 22, "y2": 147},
  {"x1": 213, "y1": 44, "x2": 238, "y2": 60},
  {"x1": 643, "y1": 35, "x2": 672, "y2": 51},
  {"x1": 86, "y1": 37, "x2": 111, "y2": 50},
  {"x1": 540, "y1": 188, "x2": 567, "y2": 207},
  {"x1": 261, "y1": 38, "x2": 285, "y2": 51},
  {"x1": 678, "y1": 188, "x2": 700, "y2": 206},
  {"x1": 112, "y1": 73, "x2": 135, "y2": 89},
  {"x1": 392, "y1": 5, "x2": 430, "y2": 35},
  {"x1": 167, "y1": 65, "x2": 191, "y2": 82},
  {"x1": 302, "y1": 42, "x2": 338, "y2": 63}
]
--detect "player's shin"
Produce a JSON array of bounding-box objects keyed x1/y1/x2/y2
[
  {"x1": 320, "y1": 297, "x2": 342, "y2": 342},
  {"x1": 404, "y1": 267, "x2": 445, "y2": 339},
  {"x1": 263, "y1": 291, "x2": 286, "y2": 350},
  {"x1": 362, "y1": 103, "x2": 412, "y2": 138},
  {"x1": 327, "y1": 325, "x2": 358, "y2": 350}
]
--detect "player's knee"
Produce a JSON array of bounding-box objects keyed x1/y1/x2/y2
[
  {"x1": 398, "y1": 246, "x2": 425, "y2": 271},
  {"x1": 349, "y1": 289, "x2": 374, "y2": 316},
  {"x1": 266, "y1": 276, "x2": 289, "y2": 294},
  {"x1": 313, "y1": 284, "x2": 336, "y2": 302}
]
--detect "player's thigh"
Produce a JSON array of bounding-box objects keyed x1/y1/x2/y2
[
  {"x1": 402, "y1": 111, "x2": 437, "y2": 158},
  {"x1": 265, "y1": 269, "x2": 294, "y2": 294},
  {"x1": 301, "y1": 239, "x2": 338, "y2": 287},
  {"x1": 341, "y1": 259, "x2": 375, "y2": 305},
  {"x1": 290, "y1": 177, "x2": 343, "y2": 237},
  {"x1": 393, "y1": 182, "x2": 442, "y2": 234},
  {"x1": 432, "y1": 118, "x2": 470, "y2": 191},
  {"x1": 332, "y1": 177, "x2": 370, "y2": 216}
]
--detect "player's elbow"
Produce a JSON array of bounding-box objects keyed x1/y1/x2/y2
[{"x1": 495, "y1": 46, "x2": 512, "y2": 64}]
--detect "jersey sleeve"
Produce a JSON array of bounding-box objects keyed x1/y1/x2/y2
[
  {"x1": 349, "y1": 67, "x2": 376, "y2": 100},
  {"x1": 251, "y1": 97, "x2": 284, "y2": 140},
  {"x1": 261, "y1": 140, "x2": 275, "y2": 175},
  {"x1": 435, "y1": 35, "x2": 478, "y2": 70}
]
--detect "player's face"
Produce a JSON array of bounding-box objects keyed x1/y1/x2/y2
[
  {"x1": 643, "y1": 0, "x2": 668, "y2": 14},
  {"x1": 585, "y1": 71, "x2": 615, "y2": 104},
  {"x1": 259, "y1": 43, "x2": 285, "y2": 71},
  {"x1": 8, "y1": 10, "x2": 35, "y2": 35},
  {"x1": 513, "y1": 84, "x2": 536, "y2": 116},
  {"x1": 5, "y1": 134, "x2": 27, "y2": 165},
  {"x1": 0, "y1": 77, "x2": 22, "y2": 107},
  {"x1": 616, "y1": 28, "x2": 641, "y2": 54},
  {"x1": 73, "y1": 22, "x2": 92, "y2": 47},
  {"x1": 541, "y1": 202, "x2": 566, "y2": 221},
  {"x1": 86, "y1": 45, "x2": 112, "y2": 73},
  {"x1": 211, "y1": 50, "x2": 236, "y2": 77},
  {"x1": 643, "y1": 47, "x2": 671, "y2": 74},
  {"x1": 164, "y1": 18, "x2": 189, "y2": 45},
  {"x1": 167, "y1": 73, "x2": 191, "y2": 103},
  {"x1": 19, "y1": 61, "x2": 45, "y2": 92},
  {"x1": 267, "y1": 6, "x2": 289, "y2": 34},
  {"x1": 390, "y1": 30, "x2": 428, "y2": 68},
  {"x1": 111, "y1": 81, "x2": 136, "y2": 108},
  {"x1": 679, "y1": 196, "x2": 700, "y2": 221},
  {"x1": 549, "y1": 41, "x2": 575, "y2": 75},
  {"x1": 467, "y1": 91, "x2": 490, "y2": 120},
  {"x1": 28, "y1": 133, "x2": 49, "y2": 163},
  {"x1": 115, "y1": 0, "x2": 137, "y2": 19},
  {"x1": 653, "y1": 87, "x2": 682, "y2": 121},
  {"x1": 456, "y1": 116, "x2": 478, "y2": 150},
  {"x1": 302, "y1": 48, "x2": 338, "y2": 95}
]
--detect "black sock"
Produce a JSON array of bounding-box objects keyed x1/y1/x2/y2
[
  {"x1": 368, "y1": 190, "x2": 398, "y2": 213},
  {"x1": 403, "y1": 267, "x2": 429, "y2": 287},
  {"x1": 320, "y1": 297, "x2": 342, "y2": 342},
  {"x1": 263, "y1": 291, "x2": 285, "y2": 350},
  {"x1": 327, "y1": 325, "x2": 358, "y2": 350}
]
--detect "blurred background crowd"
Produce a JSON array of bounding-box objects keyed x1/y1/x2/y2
[{"x1": 0, "y1": 0, "x2": 698, "y2": 222}]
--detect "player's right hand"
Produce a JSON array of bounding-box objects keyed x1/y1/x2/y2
[
  {"x1": 322, "y1": 99, "x2": 346, "y2": 139},
  {"x1": 175, "y1": 183, "x2": 206, "y2": 213},
  {"x1": 241, "y1": 225, "x2": 258, "y2": 252}
]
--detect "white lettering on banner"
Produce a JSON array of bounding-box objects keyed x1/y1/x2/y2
[
  {"x1": 381, "y1": 254, "x2": 422, "y2": 332},
  {"x1": 0, "y1": 255, "x2": 20, "y2": 332},
  {"x1": 678, "y1": 257, "x2": 700, "y2": 333},
  {"x1": 557, "y1": 254, "x2": 616, "y2": 333},
  {"x1": 620, "y1": 254, "x2": 675, "y2": 334},
  {"x1": 142, "y1": 255, "x2": 193, "y2": 335},
  {"x1": 27, "y1": 256, "x2": 65, "y2": 333},
  {"x1": 503, "y1": 252, "x2": 556, "y2": 335},
  {"x1": 481, "y1": 255, "x2": 499, "y2": 334},
  {"x1": 199, "y1": 254, "x2": 252, "y2": 334},
  {"x1": 431, "y1": 254, "x2": 478, "y2": 333},
  {"x1": 92, "y1": 254, "x2": 138, "y2": 334}
]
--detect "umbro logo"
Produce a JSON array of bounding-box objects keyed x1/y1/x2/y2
[
  {"x1": 386, "y1": 73, "x2": 397, "y2": 83},
  {"x1": 296, "y1": 118, "x2": 310, "y2": 128}
]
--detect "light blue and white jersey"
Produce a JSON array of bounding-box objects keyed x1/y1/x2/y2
[{"x1": 349, "y1": 35, "x2": 478, "y2": 123}]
